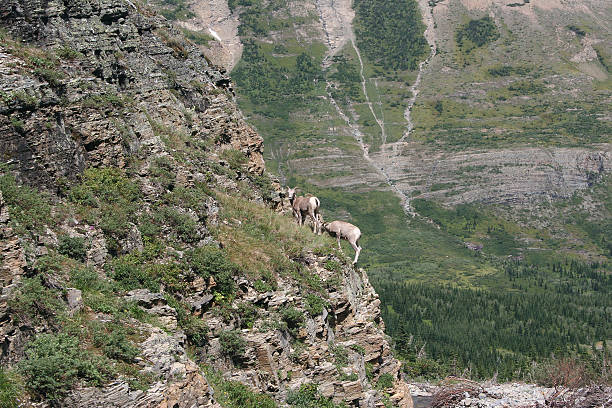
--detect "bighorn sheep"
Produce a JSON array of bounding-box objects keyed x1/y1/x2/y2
[
  {"x1": 287, "y1": 187, "x2": 322, "y2": 234},
  {"x1": 323, "y1": 220, "x2": 362, "y2": 264}
]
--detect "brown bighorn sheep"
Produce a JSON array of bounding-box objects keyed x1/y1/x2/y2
[
  {"x1": 323, "y1": 220, "x2": 362, "y2": 264},
  {"x1": 287, "y1": 187, "x2": 321, "y2": 234}
]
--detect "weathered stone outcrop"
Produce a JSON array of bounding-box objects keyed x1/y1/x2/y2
[
  {"x1": 0, "y1": 0, "x2": 263, "y2": 189},
  {"x1": 199, "y1": 254, "x2": 413, "y2": 408},
  {"x1": 65, "y1": 327, "x2": 219, "y2": 408}
]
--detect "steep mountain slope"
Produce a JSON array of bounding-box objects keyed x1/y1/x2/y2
[
  {"x1": 183, "y1": 0, "x2": 611, "y2": 379},
  {"x1": 0, "y1": 0, "x2": 413, "y2": 406}
]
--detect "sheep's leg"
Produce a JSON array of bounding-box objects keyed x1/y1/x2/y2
[
  {"x1": 349, "y1": 239, "x2": 360, "y2": 264},
  {"x1": 337, "y1": 235, "x2": 342, "y2": 250},
  {"x1": 292, "y1": 209, "x2": 300, "y2": 225},
  {"x1": 308, "y1": 209, "x2": 318, "y2": 234},
  {"x1": 315, "y1": 213, "x2": 323, "y2": 235},
  {"x1": 297, "y1": 211, "x2": 303, "y2": 226}
]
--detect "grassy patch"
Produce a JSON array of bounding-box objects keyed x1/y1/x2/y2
[
  {"x1": 204, "y1": 366, "x2": 277, "y2": 408},
  {"x1": 0, "y1": 370, "x2": 24, "y2": 408}
]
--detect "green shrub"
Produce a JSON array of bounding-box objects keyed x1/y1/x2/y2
[
  {"x1": 330, "y1": 344, "x2": 349, "y2": 367},
  {"x1": 181, "y1": 28, "x2": 214, "y2": 45},
  {"x1": 93, "y1": 324, "x2": 139, "y2": 363},
  {"x1": 339, "y1": 373, "x2": 358, "y2": 381},
  {"x1": 205, "y1": 366, "x2": 277, "y2": 408},
  {"x1": 109, "y1": 253, "x2": 160, "y2": 292},
  {"x1": 350, "y1": 344, "x2": 366, "y2": 356},
  {"x1": 253, "y1": 269, "x2": 278, "y2": 293},
  {"x1": 81, "y1": 93, "x2": 128, "y2": 109},
  {"x1": 69, "y1": 267, "x2": 106, "y2": 292},
  {"x1": 219, "y1": 330, "x2": 246, "y2": 363},
  {"x1": 20, "y1": 333, "x2": 109, "y2": 403},
  {"x1": 58, "y1": 235, "x2": 87, "y2": 261},
  {"x1": 0, "y1": 169, "x2": 51, "y2": 235},
  {"x1": 237, "y1": 303, "x2": 259, "y2": 329},
  {"x1": 323, "y1": 259, "x2": 342, "y2": 273},
  {"x1": 187, "y1": 245, "x2": 238, "y2": 296},
  {"x1": 56, "y1": 46, "x2": 82, "y2": 60},
  {"x1": 69, "y1": 168, "x2": 141, "y2": 255},
  {"x1": 402, "y1": 357, "x2": 447, "y2": 379},
  {"x1": 220, "y1": 148, "x2": 248, "y2": 170},
  {"x1": 375, "y1": 373, "x2": 394, "y2": 390},
  {"x1": 165, "y1": 295, "x2": 209, "y2": 346},
  {"x1": 280, "y1": 306, "x2": 305, "y2": 335},
  {"x1": 353, "y1": 0, "x2": 429, "y2": 70},
  {"x1": 305, "y1": 294, "x2": 327, "y2": 317},
  {"x1": 217, "y1": 380, "x2": 277, "y2": 408},
  {"x1": 34, "y1": 67, "x2": 65, "y2": 87},
  {"x1": 0, "y1": 369, "x2": 22, "y2": 408},
  {"x1": 286, "y1": 383, "x2": 342, "y2": 407},
  {"x1": 8, "y1": 277, "x2": 65, "y2": 327},
  {"x1": 158, "y1": 207, "x2": 201, "y2": 243},
  {"x1": 33, "y1": 253, "x2": 67, "y2": 275}
]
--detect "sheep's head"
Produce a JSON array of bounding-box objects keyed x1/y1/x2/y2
[{"x1": 287, "y1": 187, "x2": 297, "y2": 200}]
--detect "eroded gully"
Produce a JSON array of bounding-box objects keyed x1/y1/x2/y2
[{"x1": 317, "y1": 0, "x2": 437, "y2": 216}]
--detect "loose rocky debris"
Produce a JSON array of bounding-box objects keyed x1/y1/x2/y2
[{"x1": 410, "y1": 378, "x2": 612, "y2": 408}]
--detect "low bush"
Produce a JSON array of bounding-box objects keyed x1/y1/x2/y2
[
  {"x1": 455, "y1": 17, "x2": 499, "y2": 51},
  {"x1": 402, "y1": 357, "x2": 447, "y2": 380},
  {"x1": 20, "y1": 333, "x2": 109, "y2": 404},
  {"x1": 205, "y1": 366, "x2": 277, "y2": 408},
  {"x1": 0, "y1": 168, "x2": 51, "y2": 235},
  {"x1": 165, "y1": 295, "x2": 209, "y2": 346},
  {"x1": 330, "y1": 344, "x2": 349, "y2": 367},
  {"x1": 69, "y1": 168, "x2": 141, "y2": 255},
  {"x1": 219, "y1": 330, "x2": 246, "y2": 364},
  {"x1": 69, "y1": 267, "x2": 107, "y2": 292},
  {"x1": 280, "y1": 306, "x2": 305, "y2": 336},
  {"x1": 286, "y1": 383, "x2": 343, "y2": 407},
  {"x1": 187, "y1": 245, "x2": 238, "y2": 296},
  {"x1": 109, "y1": 254, "x2": 160, "y2": 292},
  {"x1": 57, "y1": 235, "x2": 86, "y2": 261},
  {"x1": 220, "y1": 148, "x2": 248, "y2": 171},
  {"x1": 8, "y1": 277, "x2": 65, "y2": 327},
  {"x1": 93, "y1": 324, "x2": 139, "y2": 363},
  {"x1": 375, "y1": 373, "x2": 394, "y2": 390},
  {"x1": 158, "y1": 207, "x2": 201, "y2": 243},
  {"x1": 237, "y1": 303, "x2": 259, "y2": 329},
  {"x1": 305, "y1": 294, "x2": 327, "y2": 317}
]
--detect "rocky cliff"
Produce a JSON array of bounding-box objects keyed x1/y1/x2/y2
[{"x1": 0, "y1": 0, "x2": 412, "y2": 406}]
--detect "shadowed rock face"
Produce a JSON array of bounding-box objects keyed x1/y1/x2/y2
[{"x1": 0, "y1": 0, "x2": 263, "y2": 189}]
